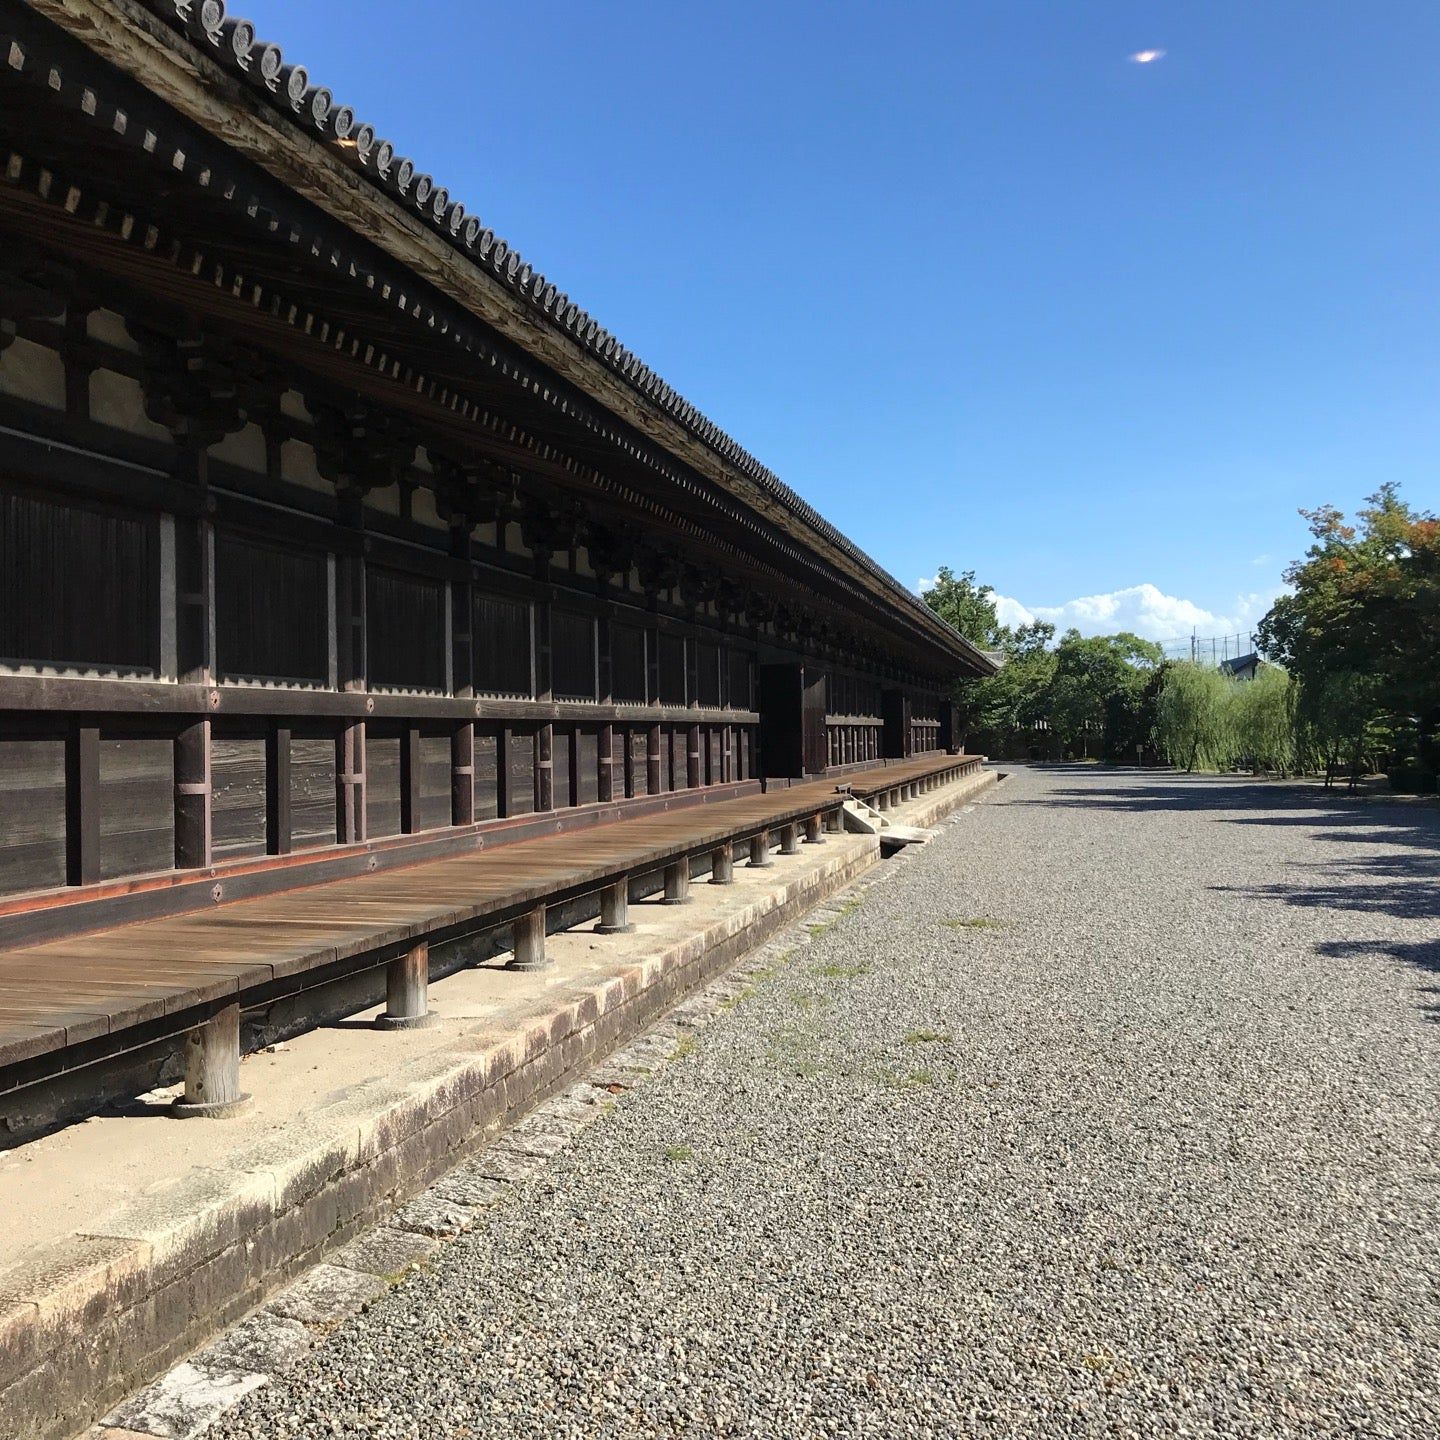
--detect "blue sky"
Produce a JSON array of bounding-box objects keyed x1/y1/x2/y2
[{"x1": 238, "y1": 0, "x2": 1438, "y2": 645}]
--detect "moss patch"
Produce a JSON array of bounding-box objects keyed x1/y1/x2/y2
[
  {"x1": 816, "y1": 962, "x2": 872, "y2": 979},
  {"x1": 903, "y1": 1028, "x2": 951, "y2": 1046}
]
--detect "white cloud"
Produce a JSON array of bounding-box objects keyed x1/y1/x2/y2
[
  {"x1": 988, "y1": 583, "x2": 1284, "y2": 644},
  {"x1": 992, "y1": 593, "x2": 1037, "y2": 630}
]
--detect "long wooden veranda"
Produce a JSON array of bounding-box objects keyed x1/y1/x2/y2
[{"x1": 0, "y1": 753, "x2": 983, "y2": 1114}]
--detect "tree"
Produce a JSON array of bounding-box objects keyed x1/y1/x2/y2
[
  {"x1": 1258, "y1": 484, "x2": 1438, "y2": 788},
  {"x1": 920, "y1": 567, "x2": 1006, "y2": 650},
  {"x1": 1233, "y1": 666, "x2": 1296, "y2": 776},
  {"x1": 1153, "y1": 663, "x2": 1235, "y2": 772},
  {"x1": 1045, "y1": 630, "x2": 1163, "y2": 756},
  {"x1": 964, "y1": 621, "x2": 1057, "y2": 740}
]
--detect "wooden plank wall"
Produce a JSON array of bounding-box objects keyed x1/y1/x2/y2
[{"x1": 0, "y1": 423, "x2": 936, "y2": 918}]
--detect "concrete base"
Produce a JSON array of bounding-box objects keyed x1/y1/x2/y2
[
  {"x1": 168, "y1": 1093, "x2": 253, "y2": 1120},
  {"x1": 373, "y1": 1013, "x2": 445, "y2": 1032},
  {"x1": 0, "y1": 769, "x2": 996, "y2": 1440}
]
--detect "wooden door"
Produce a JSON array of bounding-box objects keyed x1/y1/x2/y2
[
  {"x1": 758, "y1": 663, "x2": 804, "y2": 779},
  {"x1": 801, "y1": 669, "x2": 828, "y2": 776},
  {"x1": 882, "y1": 689, "x2": 912, "y2": 759}
]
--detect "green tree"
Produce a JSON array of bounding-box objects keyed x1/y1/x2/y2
[
  {"x1": 1154, "y1": 663, "x2": 1236, "y2": 772},
  {"x1": 1233, "y1": 666, "x2": 1296, "y2": 775},
  {"x1": 920, "y1": 568, "x2": 1006, "y2": 650},
  {"x1": 1045, "y1": 630, "x2": 1163, "y2": 756},
  {"x1": 1258, "y1": 484, "x2": 1438, "y2": 788},
  {"x1": 965, "y1": 621, "x2": 1057, "y2": 740}
]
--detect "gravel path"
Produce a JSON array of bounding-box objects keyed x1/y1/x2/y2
[{"x1": 210, "y1": 766, "x2": 1439, "y2": 1439}]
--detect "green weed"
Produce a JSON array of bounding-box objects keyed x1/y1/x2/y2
[{"x1": 903, "y1": 1029, "x2": 951, "y2": 1045}]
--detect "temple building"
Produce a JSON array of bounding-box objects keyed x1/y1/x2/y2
[
  {"x1": 0, "y1": 0, "x2": 992, "y2": 1118},
  {"x1": 0, "y1": 5, "x2": 996, "y2": 1432}
]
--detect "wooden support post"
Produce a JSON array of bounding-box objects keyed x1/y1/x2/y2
[
  {"x1": 596, "y1": 877, "x2": 634, "y2": 934},
  {"x1": 621, "y1": 725, "x2": 635, "y2": 800},
  {"x1": 647, "y1": 723, "x2": 662, "y2": 796},
  {"x1": 710, "y1": 840, "x2": 734, "y2": 884},
  {"x1": 825, "y1": 808, "x2": 844, "y2": 834},
  {"x1": 508, "y1": 904, "x2": 549, "y2": 971},
  {"x1": 376, "y1": 942, "x2": 438, "y2": 1029},
  {"x1": 174, "y1": 718, "x2": 212, "y2": 870},
  {"x1": 687, "y1": 723, "x2": 702, "y2": 789},
  {"x1": 171, "y1": 1004, "x2": 249, "y2": 1117},
  {"x1": 780, "y1": 822, "x2": 800, "y2": 855},
  {"x1": 450, "y1": 540, "x2": 473, "y2": 700},
  {"x1": 662, "y1": 858, "x2": 691, "y2": 904},
  {"x1": 266, "y1": 724, "x2": 292, "y2": 855},
  {"x1": 537, "y1": 722, "x2": 555, "y2": 813},
  {"x1": 804, "y1": 814, "x2": 825, "y2": 845},
  {"x1": 338, "y1": 721, "x2": 365, "y2": 845},
  {"x1": 336, "y1": 550, "x2": 367, "y2": 692},
  {"x1": 876, "y1": 789, "x2": 890, "y2": 813},
  {"x1": 534, "y1": 588, "x2": 554, "y2": 702},
  {"x1": 174, "y1": 509, "x2": 211, "y2": 684},
  {"x1": 498, "y1": 727, "x2": 516, "y2": 820},
  {"x1": 598, "y1": 721, "x2": 616, "y2": 803},
  {"x1": 65, "y1": 721, "x2": 100, "y2": 887},
  {"x1": 452, "y1": 722, "x2": 475, "y2": 827},
  {"x1": 401, "y1": 725, "x2": 422, "y2": 834},
  {"x1": 749, "y1": 830, "x2": 773, "y2": 868}
]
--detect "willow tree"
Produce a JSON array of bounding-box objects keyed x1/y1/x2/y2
[
  {"x1": 1233, "y1": 666, "x2": 1296, "y2": 775},
  {"x1": 1154, "y1": 663, "x2": 1235, "y2": 772}
]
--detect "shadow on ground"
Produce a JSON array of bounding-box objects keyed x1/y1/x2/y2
[{"x1": 1009, "y1": 765, "x2": 1440, "y2": 1022}]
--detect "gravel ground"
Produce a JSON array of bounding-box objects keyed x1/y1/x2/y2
[{"x1": 210, "y1": 766, "x2": 1439, "y2": 1439}]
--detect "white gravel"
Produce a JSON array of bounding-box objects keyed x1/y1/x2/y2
[{"x1": 208, "y1": 765, "x2": 1440, "y2": 1439}]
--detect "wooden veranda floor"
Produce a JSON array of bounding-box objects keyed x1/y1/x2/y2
[{"x1": 0, "y1": 754, "x2": 982, "y2": 1086}]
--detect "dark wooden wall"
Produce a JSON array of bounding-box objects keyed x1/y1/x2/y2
[{"x1": 0, "y1": 292, "x2": 954, "y2": 928}]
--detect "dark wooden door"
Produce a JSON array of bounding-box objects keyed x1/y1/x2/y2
[
  {"x1": 758, "y1": 663, "x2": 804, "y2": 779},
  {"x1": 882, "y1": 689, "x2": 912, "y2": 758},
  {"x1": 801, "y1": 669, "x2": 828, "y2": 776},
  {"x1": 938, "y1": 697, "x2": 959, "y2": 754}
]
